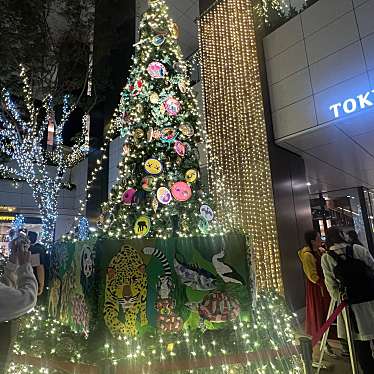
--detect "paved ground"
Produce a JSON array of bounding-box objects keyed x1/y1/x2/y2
[{"x1": 313, "y1": 340, "x2": 352, "y2": 373}]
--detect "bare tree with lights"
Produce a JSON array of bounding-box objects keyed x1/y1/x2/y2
[{"x1": 0, "y1": 67, "x2": 89, "y2": 247}]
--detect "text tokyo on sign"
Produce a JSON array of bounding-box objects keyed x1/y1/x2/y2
[{"x1": 329, "y1": 90, "x2": 374, "y2": 118}]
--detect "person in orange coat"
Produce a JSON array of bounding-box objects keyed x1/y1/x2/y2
[{"x1": 299, "y1": 230, "x2": 335, "y2": 355}]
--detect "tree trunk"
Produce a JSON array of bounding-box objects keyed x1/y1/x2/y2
[
  {"x1": 33, "y1": 188, "x2": 58, "y2": 249},
  {"x1": 39, "y1": 211, "x2": 57, "y2": 249}
]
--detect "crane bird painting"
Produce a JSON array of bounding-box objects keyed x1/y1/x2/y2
[{"x1": 212, "y1": 249, "x2": 244, "y2": 285}]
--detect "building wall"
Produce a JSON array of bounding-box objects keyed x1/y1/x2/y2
[
  {"x1": 264, "y1": 0, "x2": 374, "y2": 140},
  {"x1": 108, "y1": 136, "x2": 125, "y2": 192},
  {"x1": 259, "y1": 23, "x2": 313, "y2": 311},
  {"x1": 262, "y1": 0, "x2": 374, "y2": 308},
  {"x1": 269, "y1": 146, "x2": 311, "y2": 311}
]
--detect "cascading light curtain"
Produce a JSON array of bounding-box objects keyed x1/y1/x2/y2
[{"x1": 199, "y1": 0, "x2": 283, "y2": 293}]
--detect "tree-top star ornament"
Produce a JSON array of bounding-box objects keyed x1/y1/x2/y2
[{"x1": 99, "y1": 0, "x2": 221, "y2": 240}]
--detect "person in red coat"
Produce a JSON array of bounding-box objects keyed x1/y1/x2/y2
[{"x1": 299, "y1": 230, "x2": 335, "y2": 356}]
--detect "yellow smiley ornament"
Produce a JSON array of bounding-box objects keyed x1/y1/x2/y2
[
  {"x1": 134, "y1": 215, "x2": 151, "y2": 237},
  {"x1": 144, "y1": 158, "x2": 163, "y2": 175},
  {"x1": 185, "y1": 169, "x2": 198, "y2": 183}
]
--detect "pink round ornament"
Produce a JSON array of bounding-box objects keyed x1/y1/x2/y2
[
  {"x1": 174, "y1": 141, "x2": 186, "y2": 157},
  {"x1": 147, "y1": 61, "x2": 167, "y2": 79},
  {"x1": 122, "y1": 188, "x2": 136, "y2": 205},
  {"x1": 160, "y1": 127, "x2": 177, "y2": 143},
  {"x1": 164, "y1": 98, "x2": 181, "y2": 116},
  {"x1": 171, "y1": 182, "x2": 192, "y2": 202}
]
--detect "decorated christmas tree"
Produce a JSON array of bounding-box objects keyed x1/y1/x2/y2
[
  {"x1": 99, "y1": 0, "x2": 218, "y2": 240},
  {"x1": 7, "y1": 2, "x2": 303, "y2": 373}
]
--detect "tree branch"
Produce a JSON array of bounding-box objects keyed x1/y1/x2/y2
[{"x1": 0, "y1": 163, "x2": 25, "y2": 179}]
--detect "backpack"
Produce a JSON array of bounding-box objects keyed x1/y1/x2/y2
[{"x1": 328, "y1": 245, "x2": 374, "y2": 305}]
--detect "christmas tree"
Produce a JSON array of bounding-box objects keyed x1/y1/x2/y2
[{"x1": 100, "y1": 0, "x2": 218, "y2": 240}]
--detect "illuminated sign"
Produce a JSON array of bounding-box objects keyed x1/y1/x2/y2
[
  {"x1": 0, "y1": 206, "x2": 16, "y2": 213},
  {"x1": 0, "y1": 216, "x2": 15, "y2": 222},
  {"x1": 329, "y1": 90, "x2": 374, "y2": 118}
]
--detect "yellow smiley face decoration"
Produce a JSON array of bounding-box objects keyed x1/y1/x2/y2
[
  {"x1": 144, "y1": 159, "x2": 163, "y2": 175},
  {"x1": 134, "y1": 215, "x2": 151, "y2": 237},
  {"x1": 185, "y1": 169, "x2": 198, "y2": 183}
]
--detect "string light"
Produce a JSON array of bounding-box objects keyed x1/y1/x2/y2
[
  {"x1": 78, "y1": 217, "x2": 90, "y2": 241},
  {"x1": 198, "y1": 0, "x2": 283, "y2": 292},
  {"x1": 253, "y1": 0, "x2": 290, "y2": 25},
  {"x1": 7, "y1": 293, "x2": 302, "y2": 373},
  {"x1": 0, "y1": 67, "x2": 89, "y2": 248},
  {"x1": 11, "y1": 214, "x2": 25, "y2": 232},
  {"x1": 67, "y1": 0, "x2": 226, "y2": 242}
]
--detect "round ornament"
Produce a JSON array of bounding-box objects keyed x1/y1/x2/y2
[
  {"x1": 200, "y1": 204, "x2": 214, "y2": 222},
  {"x1": 122, "y1": 188, "x2": 136, "y2": 205},
  {"x1": 170, "y1": 22, "x2": 180, "y2": 39},
  {"x1": 185, "y1": 169, "x2": 198, "y2": 183},
  {"x1": 149, "y1": 92, "x2": 159, "y2": 104},
  {"x1": 134, "y1": 215, "x2": 151, "y2": 237},
  {"x1": 145, "y1": 158, "x2": 163, "y2": 175},
  {"x1": 174, "y1": 141, "x2": 186, "y2": 157},
  {"x1": 164, "y1": 98, "x2": 181, "y2": 116},
  {"x1": 142, "y1": 176, "x2": 155, "y2": 192},
  {"x1": 147, "y1": 127, "x2": 154, "y2": 142},
  {"x1": 134, "y1": 128, "x2": 144, "y2": 139},
  {"x1": 198, "y1": 217, "x2": 209, "y2": 234},
  {"x1": 160, "y1": 127, "x2": 177, "y2": 143},
  {"x1": 198, "y1": 292, "x2": 240, "y2": 323},
  {"x1": 152, "y1": 34, "x2": 165, "y2": 46},
  {"x1": 171, "y1": 181, "x2": 192, "y2": 202},
  {"x1": 179, "y1": 123, "x2": 194, "y2": 137},
  {"x1": 157, "y1": 187, "x2": 172, "y2": 205},
  {"x1": 129, "y1": 80, "x2": 142, "y2": 96},
  {"x1": 147, "y1": 61, "x2": 167, "y2": 79},
  {"x1": 178, "y1": 80, "x2": 187, "y2": 93}
]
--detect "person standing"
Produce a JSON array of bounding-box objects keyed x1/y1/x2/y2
[
  {"x1": 27, "y1": 231, "x2": 47, "y2": 300},
  {"x1": 298, "y1": 231, "x2": 332, "y2": 347},
  {"x1": 0, "y1": 232, "x2": 38, "y2": 373},
  {"x1": 346, "y1": 230, "x2": 363, "y2": 247},
  {"x1": 322, "y1": 227, "x2": 374, "y2": 374}
]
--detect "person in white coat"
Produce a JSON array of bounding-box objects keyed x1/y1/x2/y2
[
  {"x1": 0, "y1": 232, "x2": 38, "y2": 372},
  {"x1": 321, "y1": 227, "x2": 374, "y2": 374},
  {"x1": 0, "y1": 232, "x2": 38, "y2": 322}
]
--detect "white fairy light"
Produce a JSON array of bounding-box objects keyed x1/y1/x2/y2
[{"x1": 0, "y1": 66, "x2": 89, "y2": 248}]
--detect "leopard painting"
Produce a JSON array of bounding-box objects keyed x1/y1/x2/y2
[{"x1": 104, "y1": 244, "x2": 148, "y2": 337}]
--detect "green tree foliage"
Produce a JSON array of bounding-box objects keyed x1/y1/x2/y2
[
  {"x1": 99, "y1": 0, "x2": 218, "y2": 239},
  {"x1": 0, "y1": 0, "x2": 94, "y2": 100}
]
